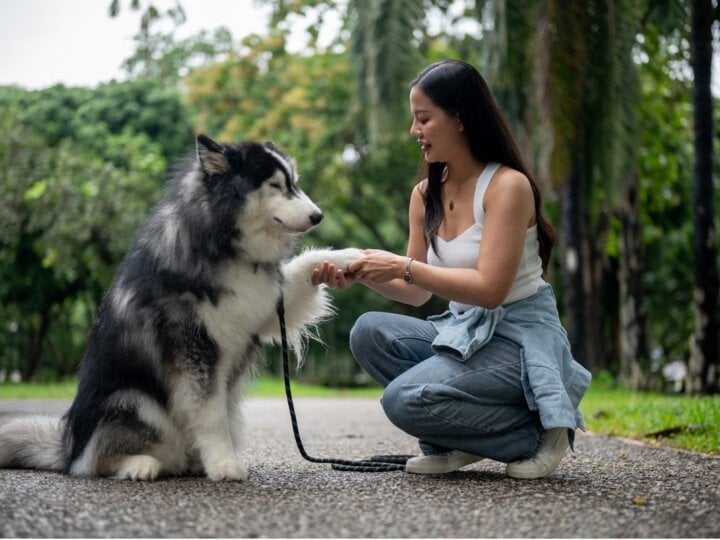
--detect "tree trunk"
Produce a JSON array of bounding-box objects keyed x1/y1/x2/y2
[
  {"x1": 561, "y1": 166, "x2": 589, "y2": 368},
  {"x1": 687, "y1": 0, "x2": 718, "y2": 394},
  {"x1": 618, "y1": 181, "x2": 652, "y2": 389},
  {"x1": 22, "y1": 312, "x2": 51, "y2": 381},
  {"x1": 583, "y1": 210, "x2": 616, "y2": 372}
]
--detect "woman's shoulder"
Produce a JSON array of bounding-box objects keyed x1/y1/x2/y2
[
  {"x1": 490, "y1": 164, "x2": 529, "y2": 185},
  {"x1": 409, "y1": 179, "x2": 427, "y2": 209},
  {"x1": 410, "y1": 179, "x2": 429, "y2": 207},
  {"x1": 484, "y1": 165, "x2": 535, "y2": 223},
  {"x1": 414, "y1": 178, "x2": 429, "y2": 196},
  {"x1": 486, "y1": 165, "x2": 533, "y2": 201}
]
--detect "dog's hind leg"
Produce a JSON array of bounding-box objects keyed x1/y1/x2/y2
[{"x1": 77, "y1": 391, "x2": 186, "y2": 480}]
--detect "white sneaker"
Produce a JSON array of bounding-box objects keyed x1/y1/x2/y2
[
  {"x1": 506, "y1": 427, "x2": 568, "y2": 479},
  {"x1": 405, "y1": 450, "x2": 483, "y2": 474}
]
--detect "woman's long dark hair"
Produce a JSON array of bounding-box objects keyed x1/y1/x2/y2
[{"x1": 411, "y1": 60, "x2": 555, "y2": 273}]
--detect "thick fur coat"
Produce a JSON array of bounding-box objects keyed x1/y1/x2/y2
[{"x1": 0, "y1": 135, "x2": 361, "y2": 481}]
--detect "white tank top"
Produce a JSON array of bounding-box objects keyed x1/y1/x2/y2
[{"x1": 426, "y1": 162, "x2": 545, "y2": 310}]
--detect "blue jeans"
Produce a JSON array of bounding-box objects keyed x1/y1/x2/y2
[{"x1": 350, "y1": 311, "x2": 543, "y2": 462}]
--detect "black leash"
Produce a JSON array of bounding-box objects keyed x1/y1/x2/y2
[{"x1": 277, "y1": 293, "x2": 411, "y2": 472}]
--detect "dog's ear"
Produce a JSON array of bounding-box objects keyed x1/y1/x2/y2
[
  {"x1": 197, "y1": 134, "x2": 231, "y2": 175},
  {"x1": 264, "y1": 140, "x2": 278, "y2": 152}
]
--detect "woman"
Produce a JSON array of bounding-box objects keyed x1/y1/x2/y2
[{"x1": 312, "y1": 60, "x2": 590, "y2": 478}]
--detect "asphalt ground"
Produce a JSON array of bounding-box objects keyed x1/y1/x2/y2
[{"x1": 1, "y1": 397, "x2": 718, "y2": 538}]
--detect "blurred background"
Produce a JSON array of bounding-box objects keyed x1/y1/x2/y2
[{"x1": 0, "y1": 0, "x2": 718, "y2": 395}]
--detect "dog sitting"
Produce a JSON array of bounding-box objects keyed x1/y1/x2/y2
[{"x1": 0, "y1": 134, "x2": 360, "y2": 481}]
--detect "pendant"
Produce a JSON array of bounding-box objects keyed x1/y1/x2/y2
[{"x1": 449, "y1": 200, "x2": 454, "y2": 211}]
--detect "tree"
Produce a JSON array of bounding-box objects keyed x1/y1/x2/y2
[
  {"x1": 109, "y1": 0, "x2": 187, "y2": 78},
  {"x1": 121, "y1": 27, "x2": 235, "y2": 83},
  {"x1": 617, "y1": 23, "x2": 693, "y2": 389},
  {"x1": 547, "y1": 1, "x2": 639, "y2": 372},
  {"x1": 182, "y1": 31, "x2": 411, "y2": 382},
  {"x1": 267, "y1": 0, "x2": 644, "y2": 374},
  {"x1": 0, "y1": 121, "x2": 163, "y2": 378},
  {"x1": 347, "y1": 0, "x2": 427, "y2": 148},
  {"x1": 687, "y1": 0, "x2": 718, "y2": 393},
  {"x1": 0, "y1": 81, "x2": 193, "y2": 380}
]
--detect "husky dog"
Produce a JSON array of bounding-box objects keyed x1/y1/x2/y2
[{"x1": 0, "y1": 134, "x2": 361, "y2": 481}]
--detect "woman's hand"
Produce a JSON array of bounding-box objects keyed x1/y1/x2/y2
[
  {"x1": 348, "y1": 249, "x2": 405, "y2": 283},
  {"x1": 311, "y1": 261, "x2": 356, "y2": 289}
]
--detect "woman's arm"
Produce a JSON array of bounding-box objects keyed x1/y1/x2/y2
[
  {"x1": 311, "y1": 183, "x2": 433, "y2": 307},
  {"x1": 359, "y1": 183, "x2": 433, "y2": 306},
  {"x1": 350, "y1": 168, "x2": 535, "y2": 309}
]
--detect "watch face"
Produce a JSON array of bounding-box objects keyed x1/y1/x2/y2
[{"x1": 404, "y1": 273, "x2": 412, "y2": 284}]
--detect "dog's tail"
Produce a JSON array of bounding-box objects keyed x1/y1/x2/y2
[{"x1": 0, "y1": 415, "x2": 65, "y2": 471}]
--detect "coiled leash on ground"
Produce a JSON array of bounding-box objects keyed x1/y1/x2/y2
[{"x1": 277, "y1": 294, "x2": 412, "y2": 472}]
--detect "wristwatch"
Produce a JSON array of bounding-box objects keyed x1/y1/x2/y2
[{"x1": 403, "y1": 257, "x2": 415, "y2": 284}]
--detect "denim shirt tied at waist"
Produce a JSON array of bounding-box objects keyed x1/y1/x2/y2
[{"x1": 427, "y1": 284, "x2": 591, "y2": 439}]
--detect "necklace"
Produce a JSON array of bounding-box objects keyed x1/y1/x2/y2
[
  {"x1": 447, "y1": 182, "x2": 463, "y2": 211},
  {"x1": 444, "y1": 168, "x2": 483, "y2": 211}
]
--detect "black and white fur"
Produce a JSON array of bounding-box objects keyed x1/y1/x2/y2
[{"x1": 0, "y1": 134, "x2": 361, "y2": 481}]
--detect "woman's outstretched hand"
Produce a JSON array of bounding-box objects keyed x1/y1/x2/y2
[
  {"x1": 347, "y1": 249, "x2": 404, "y2": 283},
  {"x1": 312, "y1": 249, "x2": 407, "y2": 289}
]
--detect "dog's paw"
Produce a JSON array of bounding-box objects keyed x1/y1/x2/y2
[
  {"x1": 205, "y1": 458, "x2": 248, "y2": 481},
  {"x1": 114, "y1": 455, "x2": 162, "y2": 481},
  {"x1": 322, "y1": 248, "x2": 363, "y2": 272}
]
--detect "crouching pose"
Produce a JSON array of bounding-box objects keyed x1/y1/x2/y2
[{"x1": 312, "y1": 60, "x2": 591, "y2": 478}]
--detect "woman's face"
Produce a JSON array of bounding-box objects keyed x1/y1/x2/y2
[{"x1": 409, "y1": 86, "x2": 465, "y2": 164}]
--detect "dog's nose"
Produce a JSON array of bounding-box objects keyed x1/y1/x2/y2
[{"x1": 310, "y1": 211, "x2": 324, "y2": 225}]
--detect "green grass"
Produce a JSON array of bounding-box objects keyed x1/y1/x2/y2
[
  {"x1": 1, "y1": 373, "x2": 717, "y2": 455},
  {"x1": 248, "y1": 377, "x2": 382, "y2": 398},
  {"x1": 0, "y1": 377, "x2": 381, "y2": 400},
  {"x1": 0, "y1": 379, "x2": 79, "y2": 399},
  {"x1": 581, "y1": 372, "x2": 720, "y2": 455}
]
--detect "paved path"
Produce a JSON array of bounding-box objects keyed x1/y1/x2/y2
[{"x1": 1, "y1": 398, "x2": 718, "y2": 538}]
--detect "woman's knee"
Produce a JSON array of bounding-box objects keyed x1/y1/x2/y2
[
  {"x1": 381, "y1": 378, "x2": 423, "y2": 432},
  {"x1": 349, "y1": 311, "x2": 385, "y2": 359}
]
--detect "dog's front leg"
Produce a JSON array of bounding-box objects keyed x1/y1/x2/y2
[
  {"x1": 258, "y1": 248, "x2": 363, "y2": 348},
  {"x1": 196, "y1": 397, "x2": 248, "y2": 481},
  {"x1": 178, "y1": 385, "x2": 248, "y2": 481}
]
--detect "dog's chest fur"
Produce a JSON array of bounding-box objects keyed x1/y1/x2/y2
[{"x1": 197, "y1": 260, "x2": 281, "y2": 357}]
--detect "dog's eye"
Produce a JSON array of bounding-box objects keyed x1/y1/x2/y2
[{"x1": 270, "y1": 182, "x2": 283, "y2": 190}]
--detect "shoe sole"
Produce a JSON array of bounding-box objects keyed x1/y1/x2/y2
[
  {"x1": 505, "y1": 465, "x2": 553, "y2": 479},
  {"x1": 405, "y1": 455, "x2": 483, "y2": 475}
]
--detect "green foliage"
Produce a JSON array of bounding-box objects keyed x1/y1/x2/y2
[
  {"x1": 1, "y1": 0, "x2": 717, "y2": 395},
  {"x1": 634, "y1": 28, "x2": 697, "y2": 365},
  {"x1": 0, "y1": 79, "x2": 193, "y2": 162},
  {"x1": 0, "y1": 80, "x2": 193, "y2": 377},
  {"x1": 122, "y1": 27, "x2": 234, "y2": 83},
  {"x1": 184, "y1": 30, "x2": 438, "y2": 383},
  {"x1": 348, "y1": 0, "x2": 426, "y2": 147}
]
